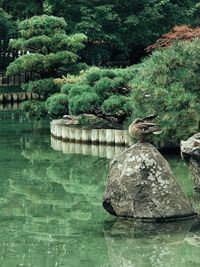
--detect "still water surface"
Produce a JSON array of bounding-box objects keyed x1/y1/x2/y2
[{"x1": 0, "y1": 110, "x2": 200, "y2": 267}]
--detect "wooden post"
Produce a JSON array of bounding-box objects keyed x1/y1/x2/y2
[
  {"x1": 56, "y1": 123, "x2": 62, "y2": 139},
  {"x1": 99, "y1": 129, "x2": 106, "y2": 144},
  {"x1": 106, "y1": 129, "x2": 115, "y2": 145},
  {"x1": 82, "y1": 129, "x2": 91, "y2": 144},
  {"x1": 91, "y1": 129, "x2": 99, "y2": 144},
  {"x1": 75, "y1": 128, "x2": 82, "y2": 143},
  {"x1": 62, "y1": 125, "x2": 69, "y2": 141},
  {"x1": 26, "y1": 92, "x2": 32, "y2": 100},
  {"x1": 12, "y1": 93, "x2": 18, "y2": 102},
  {"x1": 69, "y1": 127, "x2": 75, "y2": 142},
  {"x1": 18, "y1": 92, "x2": 26, "y2": 101}
]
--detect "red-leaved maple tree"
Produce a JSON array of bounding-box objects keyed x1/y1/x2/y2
[{"x1": 146, "y1": 25, "x2": 200, "y2": 53}]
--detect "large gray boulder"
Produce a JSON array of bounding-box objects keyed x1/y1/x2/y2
[
  {"x1": 181, "y1": 133, "x2": 200, "y2": 191},
  {"x1": 103, "y1": 142, "x2": 196, "y2": 220}
]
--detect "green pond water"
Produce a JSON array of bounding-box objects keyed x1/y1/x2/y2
[{"x1": 0, "y1": 110, "x2": 200, "y2": 267}]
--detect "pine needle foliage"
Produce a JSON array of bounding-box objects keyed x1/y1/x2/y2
[
  {"x1": 6, "y1": 15, "x2": 87, "y2": 77},
  {"x1": 131, "y1": 39, "x2": 200, "y2": 147}
]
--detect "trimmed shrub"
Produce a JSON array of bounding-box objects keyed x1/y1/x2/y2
[
  {"x1": 51, "y1": 66, "x2": 134, "y2": 121},
  {"x1": 100, "y1": 69, "x2": 116, "y2": 79},
  {"x1": 94, "y1": 77, "x2": 114, "y2": 98},
  {"x1": 101, "y1": 95, "x2": 132, "y2": 116},
  {"x1": 22, "y1": 78, "x2": 59, "y2": 98},
  {"x1": 61, "y1": 83, "x2": 73, "y2": 95},
  {"x1": 45, "y1": 93, "x2": 68, "y2": 118},
  {"x1": 112, "y1": 77, "x2": 126, "y2": 89},
  {"x1": 86, "y1": 69, "x2": 101, "y2": 85},
  {"x1": 68, "y1": 84, "x2": 92, "y2": 98},
  {"x1": 69, "y1": 92, "x2": 100, "y2": 115}
]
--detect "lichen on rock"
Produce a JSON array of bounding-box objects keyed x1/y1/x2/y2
[{"x1": 103, "y1": 142, "x2": 196, "y2": 220}]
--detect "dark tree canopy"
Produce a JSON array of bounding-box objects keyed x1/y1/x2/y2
[{"x1": 1, "y1": 0, "x2": 200, "y2": 64}]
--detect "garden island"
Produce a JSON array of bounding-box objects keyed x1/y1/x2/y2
[{"x1": 0, "y1": 1, "x2": 200, "y2": 266}]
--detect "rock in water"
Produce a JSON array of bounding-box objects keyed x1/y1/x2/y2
[
  {"x1": 181, "y1": 133, "x2": 200, "y2": 191},
  {"x1": 103, "y1": 142, "x2": 196, "y2": 220}
]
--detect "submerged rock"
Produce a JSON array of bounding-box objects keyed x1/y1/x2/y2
[
  {"x1": 181, "y1": 133, "x2": 200, "y2": 191},
  {"x1": 103, "y1": 142, "x2": 196, "y2": 220}
]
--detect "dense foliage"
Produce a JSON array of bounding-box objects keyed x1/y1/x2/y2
[
  {"x1": 40, "y1": 0, "x2": 200, "y2": 65},
  {"x1": 6, "y1": 15, "x2": 87, "y2": 77},
  {"x1": 0, "y1": 8, "x2": 14, "y2": 35},
  {"x1": 1, "y1": 1, "x2": 200, "y2": 65},
  {"x1": 52, "y1": 67, "x2": 134, "y2": 124},
  {"x1": 131, "y1": 39, "x2": 200, "y2": 147}
]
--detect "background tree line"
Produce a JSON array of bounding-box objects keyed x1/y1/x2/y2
[{"x1": 1, "y1": 0, "x2": 200, "y2": 66}]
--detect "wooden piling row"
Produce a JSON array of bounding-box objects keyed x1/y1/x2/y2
[
  {"x1": 0, "y1": 92, "x2": 41, "y2": 103},
  {"x1": 50, "y1": 119, "x2": 134, "y2": 146}
]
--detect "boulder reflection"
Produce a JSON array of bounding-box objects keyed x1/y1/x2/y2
[{"x1": 103, "y1": 218, "x2": 200, "y2": 267}]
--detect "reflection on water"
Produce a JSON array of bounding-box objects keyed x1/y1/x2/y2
[
  {"x1": 0, "y1": 111, "x2": 200, "y2": 267},
  {"x1": 51, "y1": 137, "x2": 127, "y2": 159},
  {"x1": 104, "y1": 218, "x2": 200, "y2": 267},
  {"x1": 0, "y1": 102, "x2": 21, "y2": 111}
]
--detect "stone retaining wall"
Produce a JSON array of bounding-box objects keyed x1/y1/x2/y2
[{"x1": 51, "y1": 119, "x2": 134, "y2": 146}]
